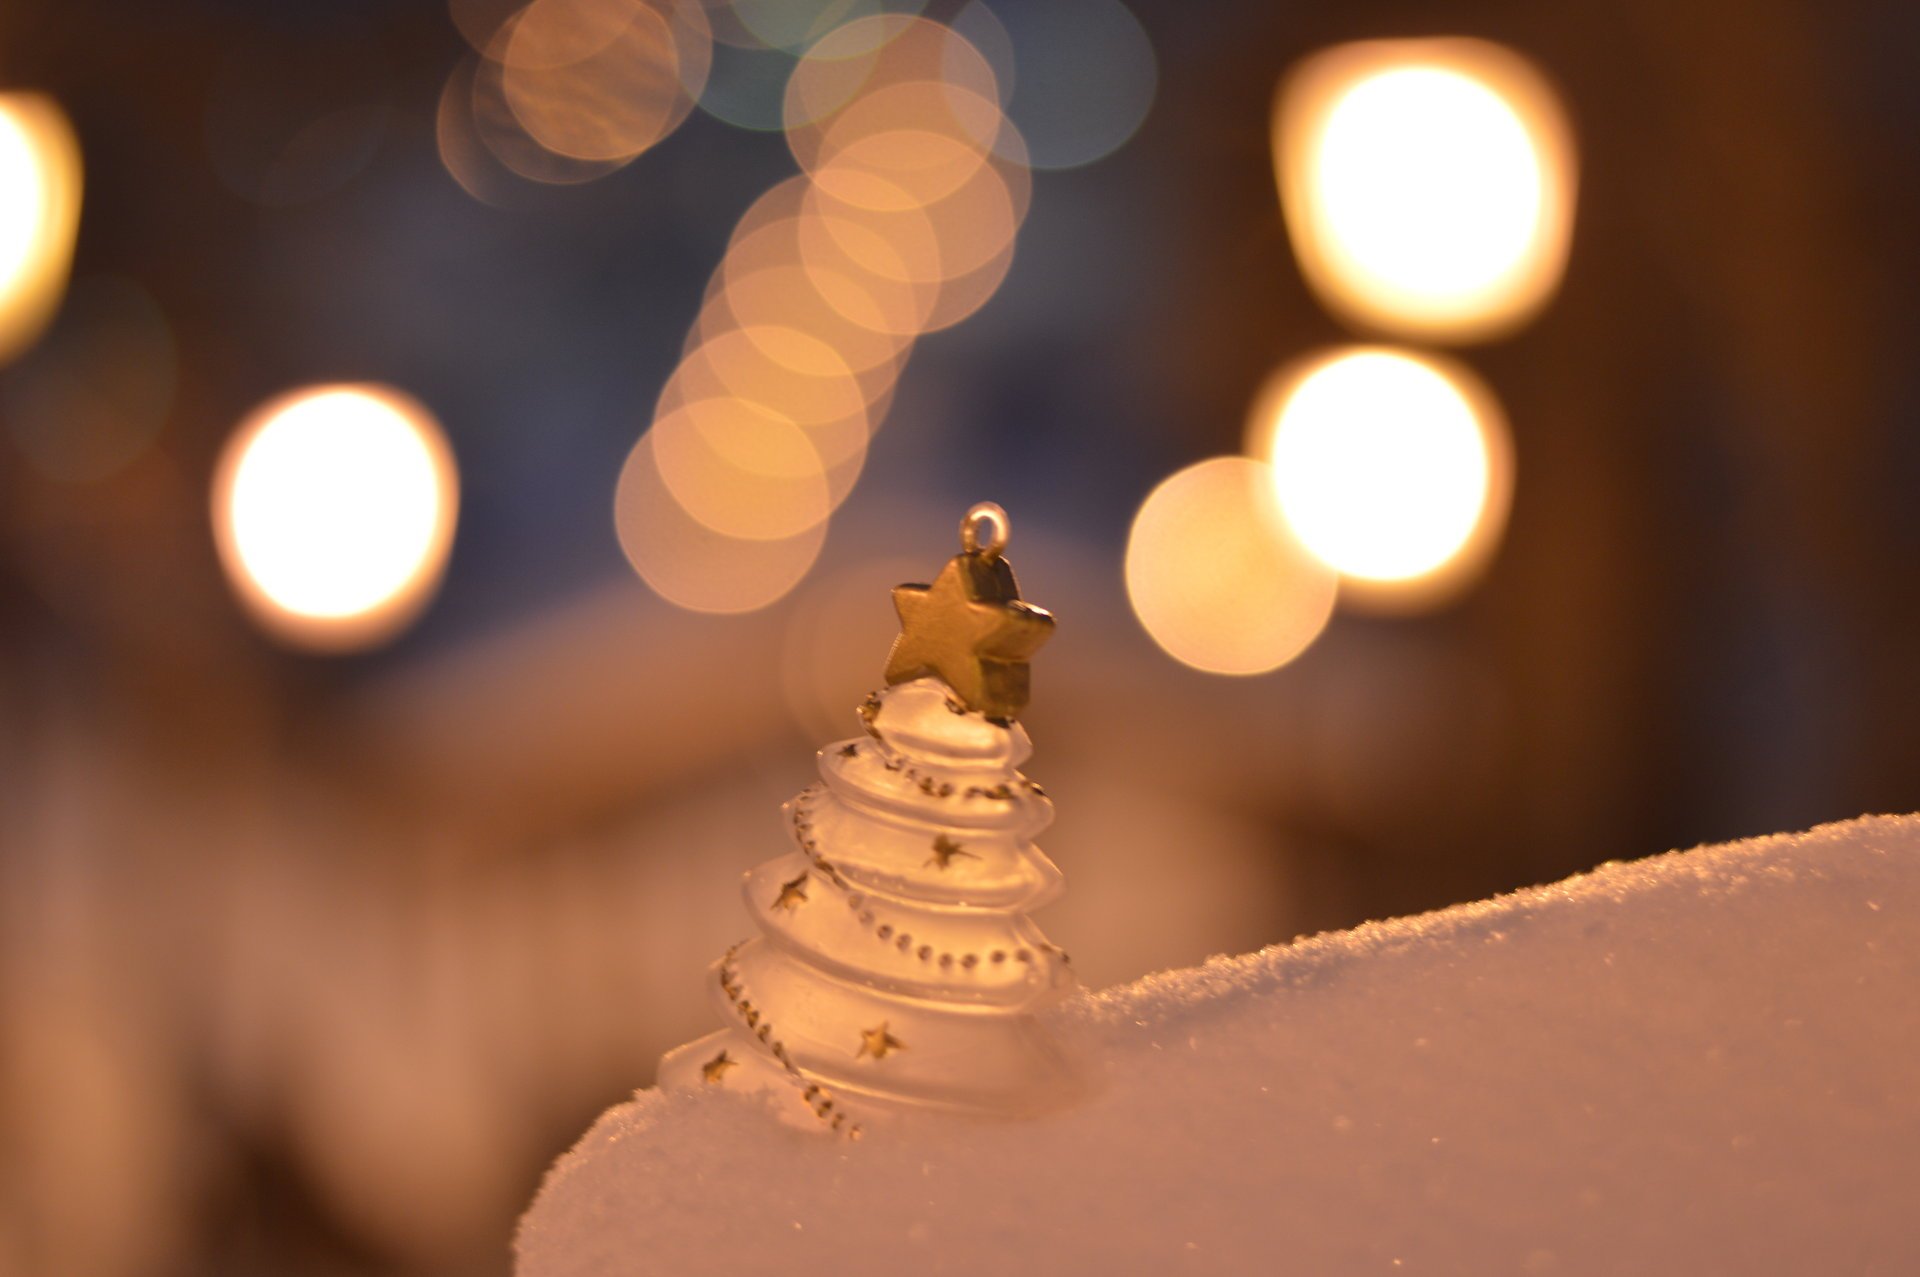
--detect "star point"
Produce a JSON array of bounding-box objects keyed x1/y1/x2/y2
[
  {"x1": 856, "y1": 1021, "x2": 906, "y2": 1061},
  {"x1": 771, "y1": 872, "x2": 810, "y2": 912},
  {"x1": 926, "y1": 834, "x2": 979, "y2": 870}
]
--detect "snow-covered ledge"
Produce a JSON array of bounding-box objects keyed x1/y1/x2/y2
[{"x1": 516, "y1": 815, "x2": 1919, "y2": 1275}]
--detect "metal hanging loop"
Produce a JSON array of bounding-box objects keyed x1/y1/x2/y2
[{"x1": 959, "y1": 502, "x2": 1010, "y2": 560}]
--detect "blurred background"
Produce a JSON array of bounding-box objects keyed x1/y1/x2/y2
[{"x1": 2, "y1": 0, "x2": 1916, "y2": 1272}]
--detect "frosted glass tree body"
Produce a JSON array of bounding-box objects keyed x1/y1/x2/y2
[{"x1": 658, "y1": 677, "x2": 1079, "y2": 1132}]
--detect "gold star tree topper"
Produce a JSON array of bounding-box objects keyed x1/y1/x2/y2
[{"x1": 884, "y1": 503, "x2": 1055, "y2": 721}]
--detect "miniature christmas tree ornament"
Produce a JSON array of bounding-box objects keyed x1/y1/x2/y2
[{"x1": 657, "y1": 504, "x2": 1081, "y2": 1134}]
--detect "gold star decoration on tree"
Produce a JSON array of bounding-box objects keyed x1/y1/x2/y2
[
  {"x1": 926, "y1": 834, "x2": 979, "y2": 870},
  {"x1": 884, "y1": 503, "x2": 1054, "y2": 721},
  {"x1": 771, "y1": 872, "x2": 809, "y2": 912},
  {"x1": 701, "y1": 1050, "x2": 737, "y2": 1083},
  {"x1": 856, "y1": 1021, "x2": 906, "y2": 1061}
]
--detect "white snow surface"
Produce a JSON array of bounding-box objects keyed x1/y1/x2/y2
[{"x1": 517, "y1": 815, "x2": 1920, "y2": 1276}]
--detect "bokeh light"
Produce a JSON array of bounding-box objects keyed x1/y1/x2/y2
[
  {"x1": 957, "y1": 0, "x2": 1156, "y2": 170},
  {"x1": 731, "y1": 0, "x2": 908, "y2": 54},
  {"x1": 499, "y1": 0, "x2": 709, "y2": 163},
  {"x1": 715, "y1": 242, "x2": 912, "y2": 377},
  {"x1": 213, "y1": 385, "x2": 460, "y2": 651},
  {"x1": 671, "y1": 325, "x2": 873, "y2": 477},
  {"x1": 467, "y1": 48, "x2": 632, "y2": 185},
  {"x1": 697, "y1": 42, "x2": 800, "y2": 131},
  {"x1": 806, "y1": 156, "x2": 1023, "y2": 291},
  {"x1": 0, "y1": 93, "x2": 82, "y2": 367},
  {"x1": 793, "y1": 182, "x2": 943, "y2": 333},
  {"x1": 648, "y1": 394, "x2": 834, "y2": 540},
  {"x1": 441, "y1": 0, "x2": 710, "y2": 193},
  {"x1": 948, "y1": 2, "x2": 1015, "y2": 107},
  {"x1": 1251, "y1": 348, "x2": 1513, "y2": 611},
  {"x1": 614, "y1": 432, "x2": 826, "y2": 613},
  {"x1": 1126, "y1": 456, "x2": 1338, "y2": 675},
  {"x1": 1275, "y1": 38, "x2": 1576, "y2": 342},
  {"x1": 906, "y1": 227, "x2": 1016, "y2": 333},
  {"x1": 785, "y1": 17, "x2": 1001, "y2": 158},
  {"x1": 680, "y1": 322, "x2": 875, "y2": 429},
  {"x1": 437, "y1": 56, "x2": 525, "y2": 205},
  {"x1": 784, "y1": 14, "x2": 1000, "y2": 130},
  {"x1": 622, "y1": 12, "x2": 1029, "y2": 614}
]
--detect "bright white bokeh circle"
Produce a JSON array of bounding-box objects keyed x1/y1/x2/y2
[
  {"x1": 0, "y1": 109, "x2": 50, "y2": 300},
  {"x1": 216, "y1": 385, "x2": 458, "y2": 647},
  {"x1": 1316, "y1": 67, "x2": 1540, "y2": 306},
  {"x1": 0, "y1": 94, "x2": 82, "y2": 364},
  {"x1": 1276, "y1": 39, "x2": 1576, "y2": 342},
  {"x1": 1263, "y1": 349, "x2": 1496, "y2": 585}
]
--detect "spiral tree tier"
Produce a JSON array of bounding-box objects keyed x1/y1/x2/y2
[{"x1": 657, "y1": 506, "x2": 1080, "y2": 1133}]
